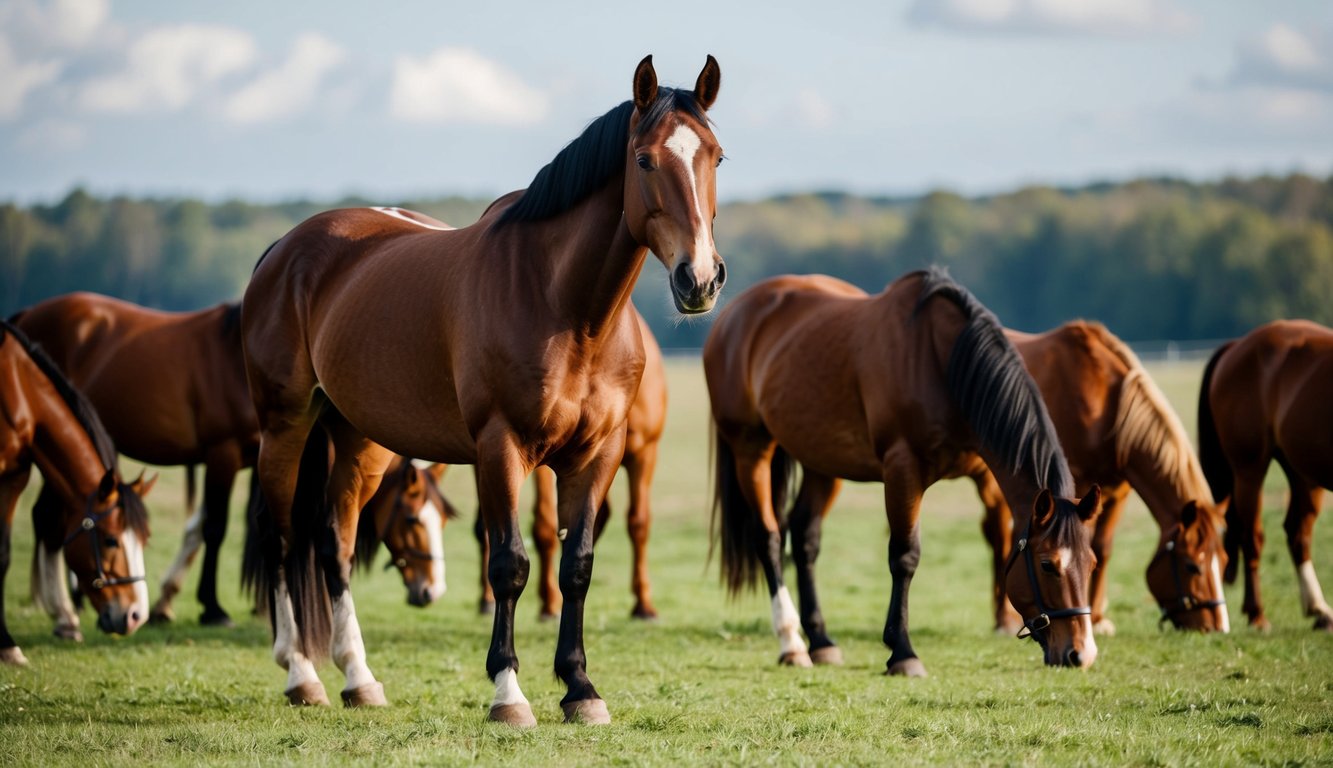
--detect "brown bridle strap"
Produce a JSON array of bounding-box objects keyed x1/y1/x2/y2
[
  {"x1": 61, "y1": 492, "x2": 146, "y2": 590},
  {"x1": 1155, "y1": 537, "x2": 1226, "y2": 628},
  {"x1": 1004, "y1": 518, "x2": 1091, "y2": 642}
]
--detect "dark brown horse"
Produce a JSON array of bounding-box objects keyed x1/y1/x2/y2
[
  {"x1": 0, "y1": 320, "x2": 152, "y2": 665},
  {"x1": 1199, "y1": 319, "x2": 1333, "y2": 631},
  {"x1": 476, "y1": 308, "x2": 667, "y2": 620},
  {"x1": 706, "y1": 270, "x2": 1101, "y2": 675},
  {"x1": 968, "y1": 321, "x2": 1228, "y2": 633},
  {"x1": 241, "y1": 55, "x2": 723, "y2": 725},
  {"x1": 12, "y1": 293, "x2": 257, "y2": 626}
]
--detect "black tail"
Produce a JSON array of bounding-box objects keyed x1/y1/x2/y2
[
  {"x1": 241, "y1": 425, "x2": 334, "y2": 661},
  {"x1": 240, "y1": 468, "x2": 268, "y2": 610},
  {"x1": 1197, "y1": 341, "x2": 1238, "y2": 582},
  {"x1": 710, "y1": 423, "x2": 794, "y2": 596}
]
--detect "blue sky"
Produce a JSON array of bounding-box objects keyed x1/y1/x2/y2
[{"x1": 2, "y1": 0, "x2": 1331, "y2": 204}]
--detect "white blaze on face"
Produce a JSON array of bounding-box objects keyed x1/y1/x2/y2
[
  {"x1": 124, "y1": 531, "x2": 149, "y2": 633},
  {"x1": 770, "y1": 586, "x2": 807, "y2": 658},
  {"x1": 419, "y1": 500, "x2": 447, "y2": 600},
  {"x1": 1211, "y1": 556, "x2": 1230, "y2": 632},
  {"x1": 1077, "y1": 615, "x2": 1098, "y2": 667},
  {"x1": 663, "y1": 124, "x2": 715, "y2": 283}
]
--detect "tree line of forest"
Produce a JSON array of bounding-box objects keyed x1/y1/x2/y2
[{"x1": 3, "y1": 172, "x2": 1331, "y2": 350}]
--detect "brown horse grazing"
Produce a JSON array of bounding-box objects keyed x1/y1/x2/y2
[
  {"x1": 1199, "y1": 320, "x2": 1333, "y2": 631},
  {"x1": 0, "y1": 320, "x2": 152, "y2": 665},
  {"x1": 967, "y1": 321, "x2": 1228, "y2": 633},
  {"x1": 356, "y1": 457, "x2": 455, "y2": 606},
  {"x1": 12, "y1": 293, "x2": 257, "y2": 626},
  {"x1": 241, "y1": 55, "x2": 724, "y2": 725},
  {"x1": 706, "y1": 269, "x2": 1102, "y2": 675},
  {"x1": 476, "y1": 308, "x2": 667, "y2": 620}
]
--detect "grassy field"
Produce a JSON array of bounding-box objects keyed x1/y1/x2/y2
[{"x1": 2, "y1": 357, "x2": 1330, "y2": 766}]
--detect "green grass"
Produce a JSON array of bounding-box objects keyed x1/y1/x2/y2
[{"x1": 2, "y1": 358, "x2": 1330, "y2": 766}]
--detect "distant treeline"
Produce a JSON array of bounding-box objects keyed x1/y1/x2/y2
[{"x1": 3, "y1": 173, "x2": 1332, "y2": 348}]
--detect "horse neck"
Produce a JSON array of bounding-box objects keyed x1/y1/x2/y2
[
  {"x1": 519, "y1": 171, "x2": 648, "y2": 340},
  {"x1": 1119, "y1": 440, "x2": 1209, "y2": 534},
  {"x1": 25, "y1": 372, "x2": 107, "y2": 508},
  {"x1": 985, "y1": 464, "x2": 1048, "y2": 542},
  {"x1": 1113, "y1": 374, "x2": 1212, "y2": 532}
]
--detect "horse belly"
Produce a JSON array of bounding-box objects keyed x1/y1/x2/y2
[{"x1": 755, "y1": 369, "x2": 881, "y2": 482}]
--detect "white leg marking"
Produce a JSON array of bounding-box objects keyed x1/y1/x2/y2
[
  {"x1": 331, "y1": 592, "x2": 378, "y2": 691},
  {"x1": 1297, "y1": 560, "x2": 1332, "y2": 616},
  {"x1": 157, "y1": 507, "x2": 205, "y2": 606},
  {"x1": 1212, "y1": 556, "x2": 1231, "y2": 632},
  {"x1": 35, "y1": 545, "x2": 80, "y2": 633},
  {"x1": 123, "y1": 531, "x2": 150, "y2": 633},
  {"x1": 420, "y1": 500, "x2": 447, "y2": 600},
  {"x1": 273, "y1": 578, "x2": 321, "y2": 691},
  {"x1": 770, "y1": 586, "x2": 807, "y2": 657},
  {"x1": 492, "y1": 668, "x2": 530, "y2": 709},
  {"x1": 663, "y1": 124, "x2": 717, "y2": 282}
]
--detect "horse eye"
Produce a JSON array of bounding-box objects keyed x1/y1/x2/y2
[
  {"x1": 104, "y1": 537, "x2": 119, "y2": 549},
  {"x1": 717, "y1": 154, "x2": 726, "y2": 167},
  {"x1": 404, "y1": 516, "x2": 420, "y2": 525},
  {"x1": 1040, "y1": 561, "x2": 1058, "y2": 574},
  {"x1": 1185, "y1": 561, "x2": 1203, "y2": 575},
  {"x1": 636, "y1": 155, "x2": 654, "y2": 171}
]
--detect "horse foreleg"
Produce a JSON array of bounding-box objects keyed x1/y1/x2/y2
[
  {"x1": 882, "y1": 453, "x2": 926, "y2": 678},
  {"x1": 474, "y1": 510, "x2": 494, "y2": 614},
  {"x1": 478, "y1": 429, "x2": 536, "y2": 728},
  {"x1": 789, "y1": 470, "x2": 841, "y2": 665},
  {"x1": 1280, "y1": 473, "x2": 1331, "y2": 631},
  {"x1": 1088, "y1": 483, "x2": 1129, "y2": 636},
  {"x1": 974, "y1": 467, "x2": 1019, "y2": 634},
  {"x1": 195, "y1": 446, "x2": 242, "y2": 626},
  {"x1": 150, "y1": 500, "x2": 203, "y2": 624},
  {"x1": 532, "y1": 466, "x2": 561, "y2": 621},
  {"x1": 623, "y1": 442, "x2": 658, "y2": 620},
  {"x1": 553, "y1": 437, "x2": 622, "y2": 725},
  {"x1": 1232, "y1": 471, "x2": 1270, "y2": 631},
  {"x1": 0, "y1": 470, "x2": 31, "y2": 665}
]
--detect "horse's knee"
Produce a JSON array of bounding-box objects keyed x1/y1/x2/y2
[
  {"x1": 888, "y1": 538, "x2": 920, "y2": 578},
  {"x1": 487, "y1": 541, "x2": 530, "y2": 597},
  {"x1": 559, "y1": 547, "x2": 594, "y2": 597}
]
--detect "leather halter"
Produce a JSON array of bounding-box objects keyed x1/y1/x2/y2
[
  {"x1": 1006, "y1": 517, "x2": 1091, "y2": 641},
  {"x1": 61, "y1": 492, "x2": 146, "y2": 590},
  {"x1": 378, "y1": 487, "x2": 443, "y2": 572},
  {"x1": 1154, "y1": 536, "x2": 1226, "y2": 628}
]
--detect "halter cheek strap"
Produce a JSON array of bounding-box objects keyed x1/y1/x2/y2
[
  {"x1": 378, "y1": 495, "x2": 444, "y2": 572},
  {"x1": 1156, "y1": 539, "x2": 1226, "y2": 628},
  {"x1": 1006, "y1": 520, "x2": 1092, "y2": 641},
  {"x1": 61, "y1": 493, "x2": 146, "y2": 590}
]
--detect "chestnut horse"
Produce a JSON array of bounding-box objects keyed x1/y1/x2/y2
[
  {"x1": 355, "y1": 457, "x2": 455, "y2": 607},
  {"x1": 476, "y1": 308, "x2": 667, "y2": 620},
  {"x1": 706, "y1": 270, "x2": 1101, "y2": 675},
  {"x1": 12, "y1": 293, "x2": 256, "y2": 626},
  {"x1": 241, "y1": 56, "x2": 724, "y2": 725},
  {"x1": 0, "y1": 320, "x2": 152, "y2": 664},
  {"x1": 1199, "y1": 319, "x2": 1333, "y2": 631},
  {"x1": 968, "y1": 321, "x2": 1228, "y2": 633}
]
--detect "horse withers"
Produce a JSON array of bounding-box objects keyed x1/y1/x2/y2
[
  {"x1": 0, "y1": 321, "x2": 151, "y2": 664},
  {"x1": 705, "y1": 269, "x2": 1100, "y2": 675},
  {"x1": 241, "y1": 55, "x2": 724, "y2": 725}
]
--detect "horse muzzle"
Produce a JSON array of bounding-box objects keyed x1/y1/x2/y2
[
  {"x1": 670, "y1": 259, "x2": 726, "y2": 314},
  {"x1": 97, "y1": 602, "x2": 144, "y2": 636}
]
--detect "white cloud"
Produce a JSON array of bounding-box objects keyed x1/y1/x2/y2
[
  {"x1": 16, "y1": 117, "x2": 86, "y2": 151},
  {"x1": 794, "y1": 88, "x2": 834, "y2": 129},
  {"x1": 77, "y1": 24, "x2": 257, "y2": 113},
  {"x1": 0, "y1": 38, "x2": 61, "y2": 120},
  {"x1": 0, "y1": 0, "x2": 110, "y2": 53},
  {"x1": 223, "y1": 33, "x2": 346, "y2": 124},
  {"x1": 907, "y1": 0, "x2": 1193, "y2": 37},
  {"x1": 389, "y1": 47, "x2": 548, "y2": 125},
  {"x1": 1229, "y1": 24, "x2": 1333, "y2": 93}
]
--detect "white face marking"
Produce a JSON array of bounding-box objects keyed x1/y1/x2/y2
[
  {"x1": 662, "y1": 124, "x2": 715, "y2": 281},
  {"x1": 770, "y1": 586, "x2": 807, "y2": 658},
  {"x1": 492, "y1": 668, "x2": 529, "y2": 708},
  {"x1": 331, "y1": 592, "x2": 377, "y2": 691},
  {"x1": 1077, "y1": 615, "x2": 1098, "y2": 667},
  {"x1": 124, "y1": 531, "x2": 150, "y2": 633},
  {"x1": 419, "y1": 500, "x2": 447, "y2": 600},
  {"x1": 370, "y1": 206, "x2": 453, "y2": 230},
  {"x1": 1211, "y1": 556, "x2": 1230, "y2": 632},
  {"x1": 1056, "y1": 547, "x2": 1072, "y2": 569}
]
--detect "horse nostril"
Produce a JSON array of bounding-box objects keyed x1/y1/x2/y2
[
  {"x1": 713, "y1": 261, "x2": 727, "y2": 291},
  {"x1": 1066, "y1": 649, "x2": 1081, "y2": 667},
  {"x1": 673, "y1": 261, "x2": 695, "y2": 294}
]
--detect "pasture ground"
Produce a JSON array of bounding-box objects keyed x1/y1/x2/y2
[{"x1": 2, "y1": 358, "x2": 1330, "y2": 766}]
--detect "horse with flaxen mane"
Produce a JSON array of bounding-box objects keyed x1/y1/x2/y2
[
  {"x1": 706, "y1": 269, "x2": 1101, "y2": 675},
  {"x1": 241, "y1": 55, "x2": 724, "y2": 725},
  {"x1": 475, "y1": 307, "x2": 667, "y2": 620},
  {"x1": 1199, "y1": 319, "x2": 1333, "y2": 631},
  {"x1": 964, "y1": 321, "x2": 1228, "y2": 633},
  {"x1": 0, "y1": 320, "x2": 152, "y2": 665}
]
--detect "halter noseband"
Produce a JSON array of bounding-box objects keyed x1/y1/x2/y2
[
  {"x1": 1155, "y1": 537, "x2": 1226, "y2": 628},
  {"x1": 378, "y1": 490, "x2": 443, "y2": 572},
  {"x1": 1006, "y1": 518, "x2": 1092, "y2": 641},
  {"x1": 61, "y1": 492, "x2": 146, "y2": 591}
]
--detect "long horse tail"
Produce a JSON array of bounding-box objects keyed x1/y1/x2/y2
[
  {"x1": 710, "y1": 422, "x2": 794, "y2": 597},
  {"x1": 1196, "y1": 340, "x2": 1238, "y2": 582},
  {"x1": 240, "y1": 468, "x2": 267, "y2": 611}
]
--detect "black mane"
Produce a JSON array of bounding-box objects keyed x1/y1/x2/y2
[
  {"x1": 912, "y1": 267, "x2": 1074, "y2": 497},
  {"x1": 495, "y1": 87, "x2": 709, "y2": 226}
]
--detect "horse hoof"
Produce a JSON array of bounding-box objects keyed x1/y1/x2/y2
[
  {"x1": 810, "y1": 645, "x2": 843, "y2": 666},
  {"x1": 53, "y1": 625, "x2": 83, "y2": 643},
  {"x1": 285, "y1": 681, "x2": 331, "y2": 706},
  {"x1": 631, "y1": 604, "x2": 659, "y2": 621},
  {"x1": 0, "y1": 646, "x2": 29, "y2": 666},
  {"x1": 1313, "y1": 614, "x2": 1333, "y2": 632},
  {"x1": 1249, "y1": 618, "x2": 1272, "y2": 634},
  {"x1": 200, "y1": 611, "x2": 235, "y2": 628},
  {"x1": 886, "y1": 657, "x2": 928, "y2": 678},
  {"x1": 778, "y1": 650, "x2": 813, "y2": 668},
  {"x1": 538, "y1": 611, "x2": 560, "y2": 623},
  {"x1": 341, "y1": 682, "x2": 388, "y2": 708},
  {"x1": 562, "y1": 698, "x2": 611, "y2": 725},
  {"x1": 1092, "y1": 618, "x2": 1117, "y2": 636},
  {"x1": 478, "y1": 600, "x2": 495, "y2": 616},
  {"x1": 488, "y1": 702, "x2": 537, "y2": 728}
]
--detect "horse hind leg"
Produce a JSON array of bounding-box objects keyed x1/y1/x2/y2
[
  {"x1": 1088, "y1": 485, "x2": 1129, "y2": 636},
  {"x1": 1231, "y1": 471, "x2": 1270, "y2": 631},
  {"x1": 789, "y1": 470, "x2": 842, "y2": 664},
  {"x1": 194, "y1": 447, "x2": 243, "y2": 626},
  {"x1": 2, "y1": 470, "x2": 34, "y2": 664},
  {"x1": 1279, "y1": 469, "x2": 1331, "y2": 631},
  {"x1": 623, "y1": 442, "x2": 658, "y2": 620},
  {"x1": 532, "y1": 466, "x2": 562, "y2": 621},
  {"x1": 150, "y1": 500, "x2": 204, "y2": 624},
  {"x1": 882, "y1": 454, "x2": 926, "y2": 678}
]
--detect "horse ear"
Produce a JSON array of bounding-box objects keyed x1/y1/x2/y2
[
  {"x1": 694, "y1": 54, "x2": 721, "y2": 111},
  {"x1": 133, "y1": 470, "x2": 158, "y2": 498},
  {"x1": 98, "y1": 470, "x2": 116, "y2": 500},
  {"x1": 1033, "y1": 489, "x2": 1054, "y2": 528},
  {"x1": 633, "y1": 54, "x2": 658, "y2": 112},
  {"x1": 1180, "y1": 500, "x2": 1200, "y2": 528},
  {"x1": 404, "y1": 465, "x2": 423, "y2": 492},
  {"x1": 1077, "y1": 484, "x2": 1102, "y2": 523},
  {"x1": 426, "y1": 463, "x2": 447, "y2": 487}
]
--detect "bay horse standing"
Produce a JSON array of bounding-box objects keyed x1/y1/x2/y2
[
  {"x1": 968, "y1": 321, "x2": 1228, "y2": 633},
  {"x1": 706, "y1": 270, "x2": 1101, "y2": 675},
  {"x1": 0, "y1": 320, "x2": 151, "y2": 664},
  {"x1": 1199, "y1": 319, "x2": 1333, "y2": 631},
  {"x1": 12, "y1": 293, "x2": 257, "y2": 626},
  {"x1": 476, "y1": 307, "x2": 667, "y2": 620},
  {"x1": 242, "y1": 55, "x2": 724, "y2": 724}
]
